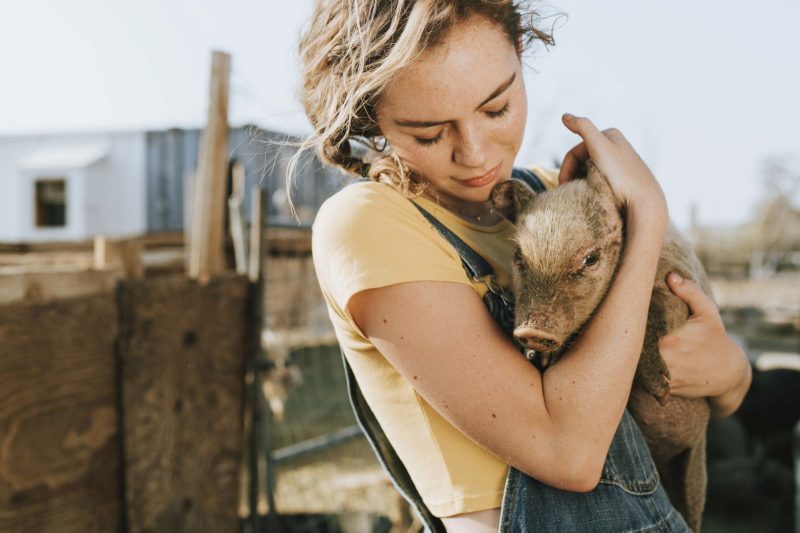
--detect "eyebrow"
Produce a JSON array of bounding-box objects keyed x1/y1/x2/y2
[{"x1": 393, "y1": 72, "x2": 516, "y2": 128}]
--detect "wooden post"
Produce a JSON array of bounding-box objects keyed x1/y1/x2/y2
[
  {"x1": 94, "y1": 235, "x2": 108, "y2": 269},
  {"x1": 188, "y1": 50, "x2": 231, "y2": 283},
  {"x1": 94, "y1": 236, "x2": 143, "y2": 279},
  {"x1": 229, "y1": 161, "x2": 248, "y2": 275},
  {"x1": 118, "y1": 240, "x2": 144, "y2": 280},
  {"x1": 183, "y1": 170, "x2": 194, "y2": 274},
  {"x1": 248, "y1": 187, "x2": 268, "y2": 283}
]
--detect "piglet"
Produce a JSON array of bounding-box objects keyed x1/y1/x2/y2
[{"x1": 491, "y1": 162, "x2": 711, "y2": 532}]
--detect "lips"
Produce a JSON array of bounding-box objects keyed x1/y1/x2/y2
[{"x1": 459, "y1": 163, "x2": 501, "y2": 187}]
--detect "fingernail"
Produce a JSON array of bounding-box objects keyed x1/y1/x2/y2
[
  {"x1": 670, "y1": 272, "x2": 683, "y2": 284},
  {"x1": 563, "y1": 113, "x2": 575, "y2": 122}
]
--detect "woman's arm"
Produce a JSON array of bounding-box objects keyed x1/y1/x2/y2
[
  {"x1": 659, "y1": 273, "x2": 752, "y2": 417},
  {"x1": 349, "y1": 116, "x2": 669, "y2": 491},
  {"x1": 559, "y1": 118, "x2": 754, "y2": 417}
]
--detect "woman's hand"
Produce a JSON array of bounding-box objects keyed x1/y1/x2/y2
[
  {"x1": 660, "y1": 272, "x2": 752, "y2": 417},
  {"x1": 557, "y1": 114, "x2": 667, "y2": 218}
]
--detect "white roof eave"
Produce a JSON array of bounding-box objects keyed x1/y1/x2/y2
[{"x1": 18, "y1": 144, "x2": 109, "y2": 171}]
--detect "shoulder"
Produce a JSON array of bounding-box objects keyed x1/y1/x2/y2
[
  {"x1": 312, "y1": 180, "x2": 467, "y2": 312},
  {"x1": 313, "y1": 180, "x2": 424, "y2": 245},
  {"x1": 316, "y1": 180, "x2": 409, "y2": 218}
]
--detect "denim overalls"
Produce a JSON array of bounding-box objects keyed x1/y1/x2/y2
[{"x1": 340, "y1": 168, "x2": 691, "y2": 532}]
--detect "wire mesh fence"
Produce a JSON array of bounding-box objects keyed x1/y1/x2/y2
[{"x1": 241, "y1": 226, "x2": 410, "y2": 533}]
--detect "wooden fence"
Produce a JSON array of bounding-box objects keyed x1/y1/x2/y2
[{"x1": 0, "y1": 273, "x2": 251, "y2": 533}]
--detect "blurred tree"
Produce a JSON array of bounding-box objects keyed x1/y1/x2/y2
[{"x1": 749, "y1": 157, "x2": 800, "y2": 279}]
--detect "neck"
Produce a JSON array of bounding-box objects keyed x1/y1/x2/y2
[{"x1": 424, "y1": 191, "x2": 502, "y2": 225}]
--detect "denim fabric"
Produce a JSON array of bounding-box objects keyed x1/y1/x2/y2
[{"x1": 499, "y1": 410, "x2": 690, "y2": 532}]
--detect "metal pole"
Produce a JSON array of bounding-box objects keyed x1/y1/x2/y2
[{"x1": 250, "y1": 187, "x2": 280, "y2": 532}]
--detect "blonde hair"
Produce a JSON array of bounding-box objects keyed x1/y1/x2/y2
[{"x1": 289, "y1": 0, "x2": 555, "y2": 209}]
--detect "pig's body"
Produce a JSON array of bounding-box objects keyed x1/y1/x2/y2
[
  {"x1": 491, "y1": 163, "x2": 710, "y2": 532},
  {"x1": 630, "y1": 224, "x2": 711, "y2": 533}
]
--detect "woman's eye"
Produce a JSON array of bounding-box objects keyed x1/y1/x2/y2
[
  {"x1": 415, "y1": 133, "x2": 443, "y2": 146},
  {"x1": 583, "y1": 252, "x2": 599, "y2": 267},
  {"x1": 486, "y1": 103, "x2": 510, "y2": 119}
]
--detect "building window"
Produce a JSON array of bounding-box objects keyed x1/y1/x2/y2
[{"x1": 35, "y1": 178, "x2": 67, "y2": 227}]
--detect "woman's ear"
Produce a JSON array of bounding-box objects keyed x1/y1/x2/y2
[{"x1": 490, "y1": 179, "x2": 536, "y2": 224}]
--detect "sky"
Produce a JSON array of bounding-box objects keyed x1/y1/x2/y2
[{"x1": 1, "y1": 0, "x2": 798, "y2": 229}]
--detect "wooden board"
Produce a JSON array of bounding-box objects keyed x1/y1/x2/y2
[
  {"x1": 265, "y1": 227, "x2": 311, "y2": 256},
  {"x1": 0, "y1": 269, "x2": 122, "y2": 305},
  {"x1": 116, "y1": 273, "x2": 250, "y2": 532},
  {"x1": 0, "y1": 293, "x2": 120, "y2": 533},
  {"x1": 188, "y1": 51, "x2": 231, "y2": 282}
]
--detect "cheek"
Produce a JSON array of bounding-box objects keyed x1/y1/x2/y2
[
  {"x1": 508, "y1": 101, "x2": 527, "y2": 145},
  {"x1": 506, "y1": 89, "x2": 528, "y2": 145},
  {"x1": 392, "y1": 142, "x2": 445, "y2": 173},
  {"x1": 490, "y1": 101, "x2": 527, "y2": 151}
]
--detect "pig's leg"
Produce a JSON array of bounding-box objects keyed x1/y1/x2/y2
[
  {"x1": 635, "y1": 296, "x2": 671, "y2": 405},
  {"x1": 682, "y1": 432, "x2": 707, "y2": 533},
  {"x1": 657, "y1": 431, "x2": 707, "y2": 533}
]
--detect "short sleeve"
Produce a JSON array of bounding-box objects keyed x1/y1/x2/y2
[{"x1": 312, "y1": 182, "x2": 470, "y2": 319}]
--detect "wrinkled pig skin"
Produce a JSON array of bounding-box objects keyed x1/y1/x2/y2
[{"x1": 491, "y1": 162, "x2": 711, "y2": 532}]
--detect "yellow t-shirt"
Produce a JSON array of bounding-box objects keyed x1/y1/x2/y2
[{"x1": 311, "y1": 167, "x2": 558, "y2": 517}]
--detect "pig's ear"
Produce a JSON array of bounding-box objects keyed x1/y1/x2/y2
[
  {"x1": 490, "y1": 179, "x2": 536, "y2": 224},
  {"x1": 585, "y1": 161, "x2": 623, "y2": 210}
]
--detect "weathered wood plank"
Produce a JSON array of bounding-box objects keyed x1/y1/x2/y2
[
  {"x1": 0, "y1": 293, "x2": 120, "y2": 533},
  {"x1": 188, "y1": 51, "x2": 231, "y2": 282},
  {"x1": 117, "y1": 273, "x2": 250, "y2": 532},
  {"x1": 0, "y1": 269, "x2": 122, "y2": 306}
]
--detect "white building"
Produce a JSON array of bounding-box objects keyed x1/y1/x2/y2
[
  {"x1": 0, "y1": 131, "x2": 147, "y2": 243},
  {"x1": 0, "y1": 126, "x2": 344, "y2": 244}
]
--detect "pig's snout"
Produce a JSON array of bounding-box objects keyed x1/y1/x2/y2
[{"x1": 513, "y1": 326, "x2": 561, "y2": 352}]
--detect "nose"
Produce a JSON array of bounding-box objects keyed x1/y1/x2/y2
[
  {"x1": 452, "y1": 124, "x2": 487, "y2": 168},
  {"x1": 513, "y1": 326, "x2": 562, "y2": 353}
]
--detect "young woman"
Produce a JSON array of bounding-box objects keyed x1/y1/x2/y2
[{"x1": 299, "y1": 1, "x2": 751, "y2": 531}]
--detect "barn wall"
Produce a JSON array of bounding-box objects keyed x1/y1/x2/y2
[{"x1": 146, "y1": 126, "x2": 347, "y2": 233}]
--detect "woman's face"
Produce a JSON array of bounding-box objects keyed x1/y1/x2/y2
[{"x1": 376, "y1": 15, "x2": 527, "y2": 206}]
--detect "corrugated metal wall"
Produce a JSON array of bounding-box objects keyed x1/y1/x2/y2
[{"x1": 146, "y1": 126, "x2": 347, "y2": 232}]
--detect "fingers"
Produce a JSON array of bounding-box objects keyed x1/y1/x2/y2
[
  {"x1": 559, "y1": 114, "x2": 618, "y2": 184},
  {"x1": 665, "y1": 272, "x2": 717, "y2": 318},
  {"x1": 561, "y1": 114, "x2": 612, "y2": 159}
]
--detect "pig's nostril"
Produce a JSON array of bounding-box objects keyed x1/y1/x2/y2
[
  {"x1": 517, "y1": 336, "x2": 560, "y2": 353},
  {"x1": 513, "y1": 327, "x2": 561, "y2": 352},
  {"x1": 535, "y1": 337, "x2": 557, "y2": 349}
]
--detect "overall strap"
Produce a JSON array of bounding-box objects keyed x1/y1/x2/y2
[
  {"x1": 512, "y1": 166, "x2": 548, "y2": 194},
  {"x1": 412, "y1": 167, "x2": 547, "y2": 284},
  {"x1": 412, "y1": 205, "x2": 494, "y2": 281},
  {"x1": 341, "y1": 361, "x2": 445, "y2": 532},
  {"x1": 337, "y1": 168, "x2": 546, "y2": 533}
]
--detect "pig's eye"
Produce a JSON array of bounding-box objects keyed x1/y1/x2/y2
[{"x1": 583, "y1": 252, "x2": 600, "y2": 267}]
